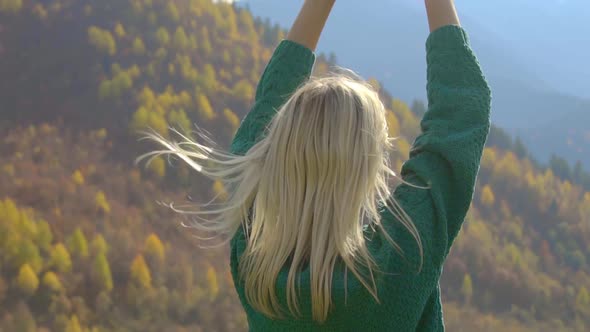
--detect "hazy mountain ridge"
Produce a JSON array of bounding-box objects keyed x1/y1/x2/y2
[{"x1": 240, "y1": 0, "x2": 590, "y2": 168}]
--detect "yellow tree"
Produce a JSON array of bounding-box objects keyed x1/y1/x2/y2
[
  {"x1": 179, "y1": 90, "x2": 193, "y2": 109},
  {"x1": 575, "y1": 286, "x2": 590, "y2": 315},
  {"x1": 130, "y1": 106, "x2": 150, "y2": 133},
  {"x1": 72, "y1": 170, "x2": 85, "y2": 185},
  {"x1": 91, "y1": 233, "x2": 108, "y2": 256},
  {"x1": 493, "y1": 152, "x2": 521, "y2": 185},
  {"x1": 220, "y1": 3, "x2": 239, "y2": 38},
  {"x1": 212, "y1": 180, "x2": 228, "y2": 201},
  {"x1": 95, "y1": 190, "x2": 111, "y2": 215},
  {"x1": 396, "y1": 139, "x2": 411, "y2": 160},
  {"x1": 173, "y1": 27, "x2": 189, "y2": 51},
  {"x1": 145, "y1": 233, "x2": 165, "y2": 264},
  {"x1": 207, "y1": 266, "x2": 219, "y2": 301},
  {"x1": 200, "y1": 26, "x2": 213, "y2": 56},
  {"x1": 166, "y1": 2, "x2": 180, "y2": 22},
  {"x1": 480, "y1": 185, "x2": 496, "y2": 207},
  {"x1": 196, "y1": 93, "x2": 216, "y2": 121},
  {"x1": 12, "y1": 239, "x2": 43, "y2": 273},
  {"x1": 110, "y1": 71, "x2": 133, "y2": 97},
  {"x1": 148, "y1": 112, "x2": 169, "y2": 137},
  {"x1": 94, "y1": 252, "x2": 113, "y2": 292},
  {"x1": 132, "y1": 37, "x2": 146, "y2": 55},
  {"x1": 17, "y1": 264, "x2": 39, "y2": 296},
  {"x1": 51, "y1": 243, "x2": 72, "y2": 273},
  {"x1": 223, "y1": 108, "x2": 240, "y2": 133},
  {"x1": 385, "y1": 111, "x2": 400, "y2": 137},
  {"x1": 130, "y1": 255, "x2": 152, "y2": 289},
  {"x1": 114, "y1": 23, "x2": 126, "y2": 38},
  {"x1": 238, "y1": 8, "x2": 258, "y2": 42},
  {"x1": 0, "y1": 198, "x2": 20, "y2": 223},
  {"x1": 232, "y1": 79, "x2": 254, "y2": 102},
  {"x1": 481, "y1": 148, "x2": 497, "y2": 171},
  {"x1": 0, "y1": 0, "x2": 23, "y2": 13},
  {"x1": 460, "y1": 273, "x2": 473, "y2": 305},
  {"x1": 168, "y1": 109, "x2": 192, "y2": 133},
  {"x1": 98, "y1": 80, "x2": 113, "y2": 100},
  {"x1": 155, "y1": 27, "x2": 170, "y2": 46},
  {"x1": 35, "y1": 219, "x2": 53, "y2": 251},
  {"x1": 64, "y1": 315, "x2": 82, "y2": 332},
  {"x1": 148, "y1": 156, "x2": 166, "y2": 178},
  {"x1": 67, "y1": 228, "x2": 89, "y2": 258},
  {"x1": 42, "y1": 271, "x2": 63, "y2": 293},
  {"x1": 88, "y1": 26, "x2": 116, "y2": 55},
  {"x1": 391, "y1": 99, "x2": 420, "y2": 138},
  {"x1": 201, "y1": 64, "x2": 217, "y2": 92}
]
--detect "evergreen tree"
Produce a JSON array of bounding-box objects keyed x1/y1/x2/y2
[{"x1": 513, "y1": 136, "x2": 528, "y2": 159}]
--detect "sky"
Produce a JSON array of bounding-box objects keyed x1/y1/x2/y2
[{"x1": 239, "y1": 0, "x2": 590, "y2": 100}]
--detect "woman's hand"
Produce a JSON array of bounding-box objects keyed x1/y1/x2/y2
[
  {"x1": 286, "y1": 0, "x2": 336, "y2": 51},
  {"x1": 424, "y1": 0, "x2": 461, "y2": 32}
]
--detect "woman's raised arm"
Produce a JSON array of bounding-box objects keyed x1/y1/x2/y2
[
  {"x1": 377, "y1": 2, "x2": 491, "y2": 271},
  {"x1": 287, "y1": 0, "x2": 336, "y2": 51},
  {"x1": 230, "y1": 0, "x2": 335, "y2": 156},
  {"x1": 424, "y1": 0, "x2": 461, "y2": 32}
]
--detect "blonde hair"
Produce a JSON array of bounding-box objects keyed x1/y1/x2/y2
[{"x1": 137, "y1": 70, "x2": 423, "y2": 323}]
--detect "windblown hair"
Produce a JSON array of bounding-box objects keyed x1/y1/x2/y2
[{"x1": 137, "y1": 70, "x2": 424, "y2": 323}]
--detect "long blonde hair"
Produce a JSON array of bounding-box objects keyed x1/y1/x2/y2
[{"x1": 137, "y1": 70, "x2": 423, "y2": 323}]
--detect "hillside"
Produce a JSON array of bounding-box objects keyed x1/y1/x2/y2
[
  {"x1": 0, "y1": 0, "x2": 589, "y2": 331},
  {"x1": 517, "y1": 108, "x2": 590, "y2": 171},
  {"x1": 240, "y1": 0, "x2": 590, "y2": 169}
]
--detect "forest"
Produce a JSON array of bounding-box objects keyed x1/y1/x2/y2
[{"x1": 0, "y1": 0, "x2": 588, "y2": 331}]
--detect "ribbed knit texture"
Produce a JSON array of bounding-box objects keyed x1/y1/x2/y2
[{"x1": 229, "y1": 25, "x2": 492, "y2": 331}]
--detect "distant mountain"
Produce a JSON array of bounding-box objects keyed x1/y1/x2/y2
[
  {"x1": 455, "y1": 0, "x2": 590, "y2": 100},
  {"x1": 516, "y1": 105, "x2": 590, "y2": 167},
  {"x1": 240, "y1": 0, "x2": 590, "y2": 168}
]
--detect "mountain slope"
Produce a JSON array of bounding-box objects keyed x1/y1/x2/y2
[
  {"x1": 517, "y1": 106, "x2": 590, "y2": 166},
  {"x1": 455, "y1": 0, "x2": 590, "y2": 99}
]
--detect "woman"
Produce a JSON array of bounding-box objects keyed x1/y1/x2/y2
[{"x1": 140, "y1": 0, "x2": 491, "y2": 330}]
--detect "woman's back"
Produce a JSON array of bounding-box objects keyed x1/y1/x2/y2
[
  {"x1": 229, "y1": 24, "x2": 491, "y2": 331},
  {"x1": 142, "y1": 1, "x2": 491, "y2": 330}
]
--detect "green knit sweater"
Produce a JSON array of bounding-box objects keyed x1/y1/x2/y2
[{"x1": 229, "y1": 25, "x2": 492, "y2": 331}]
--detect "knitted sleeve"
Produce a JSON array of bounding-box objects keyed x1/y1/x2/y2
[
  {"x1": 379, "y1": 25, "x2": 492, "y2": 269},
  {"x1": 229, "y1": 40, "x2": 316, "y2": 156}
]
